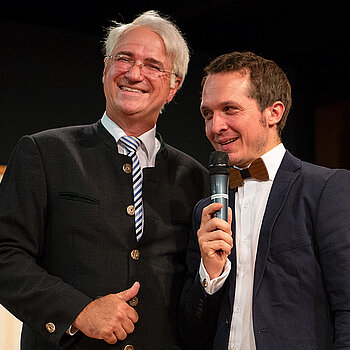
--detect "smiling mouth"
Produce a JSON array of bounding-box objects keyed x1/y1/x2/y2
[
  {"x1": 120, "y1": 86, "x2": 145, "y2": 94},
  {"x1": 220, "y1": 137, "x2": 239, "y2": 145}
]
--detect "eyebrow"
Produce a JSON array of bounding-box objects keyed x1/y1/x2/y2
[{"x1": 200, "y1": 100, "x2": 239, "y2": 111}]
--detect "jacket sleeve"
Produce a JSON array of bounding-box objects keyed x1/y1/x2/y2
[
  {"x1": 0, "y1": 136, "x2": 92, "y2": 348},
  {"x1": 315, "y1": 169, "x2": 350, "y2": 348},
  {"x1": 178, "y1": 198, "x2": 226, "y2": 350}
]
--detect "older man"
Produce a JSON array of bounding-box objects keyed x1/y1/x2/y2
[
  {"x1": 0, "y1": 11, "x2": 208, "y2": 350},
  {"x1": 179, "y1": 51, "x2": 350, "y2": 350}
]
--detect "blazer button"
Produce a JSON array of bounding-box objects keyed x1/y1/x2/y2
[
  {"x1": 126, "y1": 205, "x2": 135, "y2": 216},
  {"x1": 124, "y1": 345, "x2": 134, "y2": 350},
  {"x1": 129, "y1": 296, "x2": 139, "y2": 307},
  {"x1": 130, "y1": 249, "x2": 140, "y2": 260},
  {"x1": 45, "y1": 322, "x2": 55, "y2": 333},
  {"x1": 123, "y1": 163, "x2": 132, "y2": 174}
]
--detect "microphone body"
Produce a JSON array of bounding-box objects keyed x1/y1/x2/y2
[{"x1": 208, "y1": 151, "x2": 230, "y2": 222}]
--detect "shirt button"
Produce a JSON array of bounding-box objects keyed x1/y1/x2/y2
[
  {"x1": 129, "y1": 296, "x2": 139, "y2": 307},
  {"x1": 201, "y1": 278, "x2": 208, "y2": 288},
  {"x1": 123, "y1": 163, "x2": 132, "y2": 174},
  {"x1": 126, "y1": 205, "x2": 135, "y2": 216},
  {"x1": 45, "y1": 322, "x2": 55, "y2": 333},
  {"x1": 124, "y1": 345, "x2": 134, "y2": 350},
  {"x1": 130, "y1": 249, "x2": 140, "y2": 260},
  {"x1": 241, "y1": 273, "x2": 247, "y2": 279}
]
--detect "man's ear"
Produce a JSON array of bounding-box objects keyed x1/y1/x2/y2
[
  {"x1": 102, "y1": 57, "x2": 108, "y2": 84},
  {"x1": 166, "y1": 76, "x2": 182, "y2": 103},
  {"x1": 267, "y1": 101, "x2": 285, "y2": 126}
]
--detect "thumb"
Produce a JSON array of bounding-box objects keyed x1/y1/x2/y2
[
  {"x1": 117, "y1": 281, "x2": 140, "y2": 302},
  {"x1": 228, "y1": 207, "x2": 233, "y2": 229}
]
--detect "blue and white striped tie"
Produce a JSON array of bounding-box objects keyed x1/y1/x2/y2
[{"x1": 120, "y1": 136, "x2": 143, "y2": 241}]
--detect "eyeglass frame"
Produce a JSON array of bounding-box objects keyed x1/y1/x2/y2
[{"x1": 105, "y1": 54, "x2": 177, "y2": 78}]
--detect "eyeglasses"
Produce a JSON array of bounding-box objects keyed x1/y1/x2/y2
[{"x1": 106, "y1": 54, "x2": 176, "y2": 78}]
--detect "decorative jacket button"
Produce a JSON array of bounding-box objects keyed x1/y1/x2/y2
[
  {"x1": 126, "y1": 205, "x2": 135, "y2": 216},
  {"x1": 46, "y1": 322, "x2": 55, "y2": 333},
  {"x1": 123, "y1": 163, "x2": 132, "y2": 174},
  {"x1": 129, "y1": 296, "x2": 139, "y2": 307},
  {"x1": 124, "y1": 345, "x2": 134, "y2": 350},
  {"x1": 130, "y1": 249, "x2": 140, "y2": 260}
]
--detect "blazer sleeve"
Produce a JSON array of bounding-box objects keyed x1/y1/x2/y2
[
  {"x1": 178, "y1": 197, "x2": 226, "y2": 350},
  {"x1": 315, "y1": 169, "x2": 350, "y2": 348},
  {"x1": 0, "y1": 136, "x2": 92, "y2": 348}
]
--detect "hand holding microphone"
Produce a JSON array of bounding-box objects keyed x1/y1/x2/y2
[{"x1": 197, "y1": 151, "x2": 233, "y2": 280}]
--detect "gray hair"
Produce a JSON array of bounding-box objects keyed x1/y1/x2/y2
[{"x1": 104, "y1": 10, "x2": 189, "y2": 89}]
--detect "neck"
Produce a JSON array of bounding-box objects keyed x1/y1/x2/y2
[{"x1": 106, "y1": 109, "x2": 157, "y2": 137}]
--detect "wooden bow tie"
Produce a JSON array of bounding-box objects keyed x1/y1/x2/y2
[{"x1": 229, "y1": 158, "x2": 269, "y2": 189}]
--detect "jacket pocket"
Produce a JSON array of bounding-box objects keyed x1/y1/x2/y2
[
  {"x1": 58, "y1": 191, "x2": 99, "y2": 205},
  {"x1": 270, "y1": 236, "x2": 312, "y2": 255}
]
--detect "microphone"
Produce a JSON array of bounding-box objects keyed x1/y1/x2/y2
[{"x1": 208, "y1": 151, "x2": 230, "y2": 222}]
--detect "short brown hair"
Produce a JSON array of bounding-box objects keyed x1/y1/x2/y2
[{"x1": 202, "y1": 51, "x2": 292, "y2": 137}]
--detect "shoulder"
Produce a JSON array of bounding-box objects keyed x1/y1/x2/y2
[
  {"x1": 300, "y1": 160, "x2": 350, "y2": 187},
  {"x1": 282, "y1": 150, "x2": 350, "y2": 183},
  {"x1": 158, "y1": 142, "x2": 210, "y2": 198},
  {"x1": 281, "y1": 151, "x2": 350, "y2": 198},
  {"x1": 163, "y1": 143, "x2": 208, "y2": 174},
  {"x1": 29, "y1": 123, "x2": 97, "y2": 143}
]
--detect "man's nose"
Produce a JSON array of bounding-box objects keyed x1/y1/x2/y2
[
  {"x1": 211, "y1": 113, "x2": 228, "y2": 133},
  {"x1": 125, "y1": 62, "x2": 144, "y2": 81}
]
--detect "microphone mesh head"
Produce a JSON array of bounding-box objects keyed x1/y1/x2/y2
[{"x1": 208, "y1": 151, "x2": 230, "y2": 175}]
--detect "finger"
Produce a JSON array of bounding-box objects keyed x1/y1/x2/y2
[
  {"x1": 104, "y1": 332, "x2": 118, "y2": 345},
  {"x1": 202, "y1": 239, "x2": 233, "y2": 256},
  {"x1": 201, "y1": 203, "x2": 223, "y2": 225},
  {"x1": 117, "y1": 282, "x2": 140, "y2": 302},
  {"x1": 121, "y1": 318, "x2": 135, "y2": 334},
  {"x1": 199, "y1": 228, "x2": 233, "y2": 258},
  {"x1": 202, "y1": 217, "x2": 232, "y2": 236},
  {"x1": 128, "y1": 307, "x2": 139, "y2": 324},
  {"x1": 113, "y1": 326, "x2": 127, "y2": 341},
  {"x1": 199, "y1": 226, "x2": 233, "y2": 244}
]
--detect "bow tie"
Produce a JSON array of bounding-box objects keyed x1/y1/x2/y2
[{"x1": 229, "y1": 158, "x2": 269, "y2": 189}]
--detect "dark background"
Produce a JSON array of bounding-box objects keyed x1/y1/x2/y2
[{"x1": 1, "y1": 0, "x2": 349, "y2": 168}]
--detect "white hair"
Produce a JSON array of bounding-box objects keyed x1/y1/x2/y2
[{"x1": 104, "y1": 10, "x2": 189, "y2": 89}]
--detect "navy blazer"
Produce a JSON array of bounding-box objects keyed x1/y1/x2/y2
[{"x1": 179, "y1": 151, "x2": 350, "y2": 350}]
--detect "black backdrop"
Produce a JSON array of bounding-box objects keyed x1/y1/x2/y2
[{"x1": 1, "y1": 0, "x2": 349, "y2": 168}]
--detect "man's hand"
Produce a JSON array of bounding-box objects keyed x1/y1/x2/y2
[
  {"x1": 198, "y1": 203, "x2": 233, "y2": 279},
  {"x1": 73, "y1": 282, "x2": 140, "y2": 344}
]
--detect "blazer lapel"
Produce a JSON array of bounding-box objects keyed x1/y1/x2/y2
[
  {"x1": 253, "y1": 151, "x2": 302, "y2": 299},
  {"x1": 228, "y1": 188, "x2": 237, "y2": 306}
]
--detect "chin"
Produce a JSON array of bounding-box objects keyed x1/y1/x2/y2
[
  {"x1": 228, "y1": 154, "x2": 244, "y2": 167},
  {"x1": 119, "y1": 104, "x2": 146, "y2": 116}
]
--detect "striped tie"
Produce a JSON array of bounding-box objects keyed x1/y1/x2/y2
[{"x1": 120, "y1": 136, "x2": 143, "y2": 241}]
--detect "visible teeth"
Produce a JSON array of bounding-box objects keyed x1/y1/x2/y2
[
  {"x1": 121, "y1": 87, "x2": 143, "y2": 93},
  {"x1": 223, "y1": 138, "x2": 238, "y2": 145}
]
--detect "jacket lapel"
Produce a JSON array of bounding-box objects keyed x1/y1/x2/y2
[
  {"x1": 253, "y1": 151, "x2": 302, "y2": 299},
  {"x1": 228, "y1": 188, "x2": 237, "y2": 306}
]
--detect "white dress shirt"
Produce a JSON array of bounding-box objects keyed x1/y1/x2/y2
[
  {"x1": 199, "y1": 143, "x2": 286, "y2": 350},
  {"x1": 101, "y1": 112, "x2": 161, "y2": 170}
]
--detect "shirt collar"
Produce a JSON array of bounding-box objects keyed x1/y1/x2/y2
[
  {"x1": 101, "y1": 112, "x2": 157, "y2": 160},
  {"x1": 260, "y1": 143, "x2": 286, "y2": 181}
]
